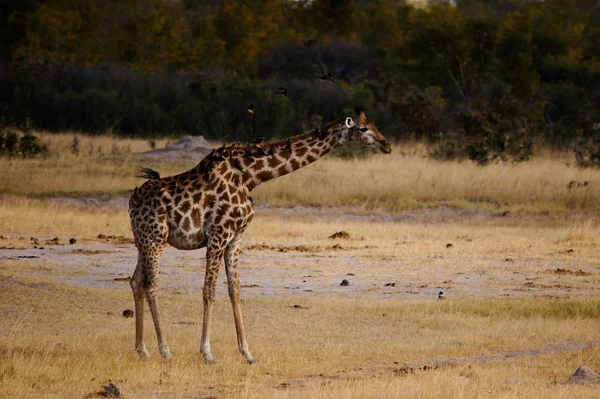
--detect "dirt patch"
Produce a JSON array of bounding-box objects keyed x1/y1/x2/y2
[
  {"x1": 246, "y1": 244, "x2": 322, "y2": 253},
  {"x1": 282, "y1": 245, "x2": 317, "y2": 253},
  {"x1": 68, "y1": 249, "x2": 119, "y2": 255},
  {"x1": 44, "y1": 237, "x2": 61, "y2": 245},
  {"x1": 546, "y1": 268, "x2": 591, "y2": 276},
  {"x1": 246, "y1": 244, "x2": 273, "y2": 251},
  {"x1": 97, "y1": 234, "x2": 134, "y2": 244}
]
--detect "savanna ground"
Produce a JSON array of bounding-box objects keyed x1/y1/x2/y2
[{"x1": 1, "y1": 133, "x2": 600, "y2": 398}]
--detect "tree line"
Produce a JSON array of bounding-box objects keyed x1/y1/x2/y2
[{"x1": 0, "y1": 0, "x2": 599, "y2": 164}]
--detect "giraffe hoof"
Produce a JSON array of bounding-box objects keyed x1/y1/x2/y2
[
  {"x1": 159, "y1": 344, "x2": 172, "y2": 360},
  {"x1": 246, "y1": 355, "x2": 255, "y2": 364},
  {"x1": 203, "y1": 354, "x2": 215, "y2": 364},
  {"x1": 137, "y1": 348, "x2": 151, "y2": 360}
]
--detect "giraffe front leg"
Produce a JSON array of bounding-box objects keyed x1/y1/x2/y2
[
  {"x1": 225, "y1": 236, "x2": 254, "y2": 364},
  {"x1": 200, "y1": 238, "x2": 224, "y2": 363},
  {"x1": 130, "y1": 255, "x2": 150, "y2": 359},
  {"x1": 146, "y1": 286, "x2": 172, "y2": 360}
]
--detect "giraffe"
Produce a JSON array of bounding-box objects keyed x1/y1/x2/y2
[{"x1": 128, "y1": 108, "x2": 391, "y2": 363}]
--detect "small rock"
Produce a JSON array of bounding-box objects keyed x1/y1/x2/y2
[
  {"x1": 97, "y1": 234, "x2": 106, "y2": 239},
  {"x1": 446, "y1": 243, "x2": 454, "y2": 249},
  {"x1": 329, "y1": 231, "x2": 350, "y2": 239},
  {"x1": 69, "y1": 238, "x2": 77, "y2": 245},
  {"x1": 384, "y1": 282, "x2": 396, "y2": 287},
  {"x1": 340, "y1": 279, "x2": 350, "y2": 286},
  {"x1": 566, "y1": 248, "x2": 574, "y2": 254},
  {"x1": 569, "y1": 365, "x2": 600, "y2": 384},
  {"x1": 122, "y1": 309, "x2": 134, "y2": 318},
  {"x1": 101, "y1": 380, "x2": 122, "y2": 398}
]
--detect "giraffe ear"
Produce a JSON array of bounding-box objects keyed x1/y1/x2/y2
[
  {"x1": 345, "y1": 117, "x2": 354, "y2": 128},
  {"x1": 355, "y1": 107, "x2": 367, "y2": 122}
]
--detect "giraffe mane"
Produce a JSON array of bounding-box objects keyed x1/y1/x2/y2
[
  {"x1": 235, "y1": 119, "x2": 342, "y2": 151},
  {"x1": 195, "y1": 119, "x2": 344, "y2": 173}
]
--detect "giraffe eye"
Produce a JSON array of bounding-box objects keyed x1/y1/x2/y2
[{"x1": 359, "y1": 127, "x2": 368, "y2": 133}]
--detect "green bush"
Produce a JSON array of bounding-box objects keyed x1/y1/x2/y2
[
  {"x1": 0, "y1": 120, "x2": 47, "y2": 158},
  {"x1": 429, "y1": 107, "x2": 535, "y2": 165},
  {"x1": 0, "y1": 128, "x2": 19, "y2": 157}
]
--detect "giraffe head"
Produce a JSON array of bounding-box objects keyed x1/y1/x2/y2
[{"x1": 345, "y1": 107, "x2": 392, "y2": 154}]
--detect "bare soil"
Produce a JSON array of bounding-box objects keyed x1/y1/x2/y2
[{"x1": 1, "y1": 207, "x2": 597, "y2": 300}]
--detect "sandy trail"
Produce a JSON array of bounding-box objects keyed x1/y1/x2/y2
[{"x1": 1, "y1": 237, "x2": 597, "y2": 299}]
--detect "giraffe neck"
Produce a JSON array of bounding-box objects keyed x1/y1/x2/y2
[{"x1": 234, "y1": 120, "x2": 348, "y2": 191}]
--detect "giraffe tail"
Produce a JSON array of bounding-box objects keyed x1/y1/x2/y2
[{"x1": 136, "y1": 166, "x2": 160, "y2": 180}]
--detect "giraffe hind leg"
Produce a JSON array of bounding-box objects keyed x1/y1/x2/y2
[
  {"x1": 141, "y1": 246, "x2": 172, "y2": 360},
  {"x1": 130, "y1": 253, "x2": 150, "y2": 359},
  {"x1": 200, "y1": 235, "x2": 227, "y2": 363},
  {"x1": 224, "y1": 235, "x2": 254, "y2": 363}
]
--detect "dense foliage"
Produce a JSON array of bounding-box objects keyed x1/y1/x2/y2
[{"x1": 1, "y1": 0, "x2": 599, "y2": 162}]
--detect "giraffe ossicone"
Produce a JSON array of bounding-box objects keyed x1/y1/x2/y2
[{"x1": 128, "y1": 108, "x2": 391, "y2": 363}]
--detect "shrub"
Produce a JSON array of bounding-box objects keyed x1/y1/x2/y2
[
  {"x1": 71, "y1": 136, "x2": 80, "y2": 156},
  {"x1": 574, "y1": 134, "x2": 600, "y2": 168},
  {"x1": 0, "y1": 119, "x2": 47, "y2": 158},
  {"x1": 429, "y1": 107, "x2": 535, "y2": 165},
  {"x1": 0, "y1": 128, "x2": 19, "y2": 157},
  {"x1": 19, "y1": 130, "x2": 47, "y2": 158}
]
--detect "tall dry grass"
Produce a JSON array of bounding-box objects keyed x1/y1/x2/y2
[
  {"x1": 252, "y1": 147, "x2": 600, "y2": 213},
  {"x1": 1, "y1": 132, "x2": 599, "y2": 213},
  {"x1": 0, "y1": 132, "x2": 190, "y2": 197}
]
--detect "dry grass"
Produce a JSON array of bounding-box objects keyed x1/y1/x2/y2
[
  {"x1": 0, "y1": 195, "x2": 130, "y2": 238},
  {"x1": 1, "y1": 132, "x2": 599, "y2": 212},
  {"x1": 252, "y1": 349, "x2": 600, "y2": 399},
  {"x1": 0, "y1": 132, "x2": 188, "y2": 198},
  {"x1": 0, "y1": 273, "x2": 599, "y2": 399},
  {"x1": 252, "y1": 148, "x2": 600, "y2": 213}
]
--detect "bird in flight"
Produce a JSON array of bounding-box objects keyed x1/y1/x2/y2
[
  {"x1": 276, "y1": 87, "x2": 287, "y2": 97},
  {"x1": 318, "y1": 72, "x2": 335, "y2": 83}
]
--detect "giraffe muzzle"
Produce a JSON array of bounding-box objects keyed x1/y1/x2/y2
[{"x1": 377, "y1": 139, "x2": 392, "y2": 154}]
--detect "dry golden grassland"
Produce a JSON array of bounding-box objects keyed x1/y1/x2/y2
[
  {"x1": 1, "y1": 132, "x2": 599, "y2": 212},
  {"x1": 1, "y1": 274, "x2": 599, "y2": 399},
  {"x1": 1, "y1": 132, "x2": 600, "y2": 398}
]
